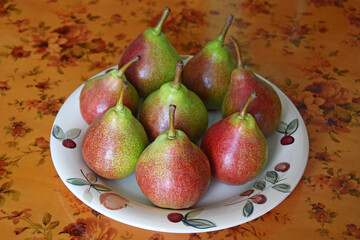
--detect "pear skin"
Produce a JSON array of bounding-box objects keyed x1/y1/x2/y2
[
  {"x1": 82, "y1": 82, "x2": 148, "y2": 179},
  {"x1": 80, "y1": 56, "x2": 140, "y2": 124},
  {"x1": 201, "y1": 92, "x2": 267, "y2": 185},
  {"x1": 136, "y1": 105, "x2": 211, "y2": 209},
  {"x1": 221, "y1": 36, "x2": 281, "y2": 136},
  {"x1": 182, "y1": 14, "x2": 236, "y2": 109},
  {"x1": 139, "y1": 61, "x2": 208, "y2": 143},
  {"x1": 118, "y1": 7, "x2": 180, "y2": 97}
]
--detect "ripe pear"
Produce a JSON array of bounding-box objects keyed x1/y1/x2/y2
[
  {"x1": 201, "y1": 92, "x2": 267, "y2": 185},
  {"x1": 136, "y1": 105, "x2": 211, "y2": 209},
  {"x1": 182, "y1": 14, "x2": 237, "y2": 109},
  {"x1": 118, "y1": 7, "x2": 181, "y2": 97},
  {"x1": 82, "y1": 82, "x2": 148, "y2": 180},
  {"x1": 139, "y1": 61, "x2": 208, "y2": 143},
  {"x1": 80, "y1": 56, "x2": 140, "y2": 124},
  {"x1": 221, "y1": 36, "x2": 282, "y2": 136}
]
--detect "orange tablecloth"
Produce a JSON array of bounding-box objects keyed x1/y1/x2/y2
[{"x1": 1, "y1": 0, "x2": 359, "y2": 239}]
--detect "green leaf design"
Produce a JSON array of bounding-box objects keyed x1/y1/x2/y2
[
  {"x1": 276, "y1": 121, "x2": 288, "y2": 133},
  {"x1": 243, "y1": 200, "x2": 254, "y2": 217},
  {"x1": 83, "y1": 189, "x2": 93, "y2": 203},
  {"x1": 185, "y1": 209, "x2": 203, "y2": 219},
  {"x1": 253, "y1": 181, "x2": 266, "y2": 190},
  {"x1": 65, "y1": 128, "x2": 81, "y2": 139},
  {"x1": 66, "y1": 178, "x2": 89, "y2": 186},
  {"x1": 285, "y1": 119, "x2": 298, "y2": 135},
  {"x1": 42, "y1": 212, "x2": 51, "y2": 226},
  {"x1": 86, "y1": 172, "x2": 97, "y2": 184},
  {"x1": 93, "y1": 184, "x2": 112, "y2": 192},
  {"x1": 272, "y1": 183, "x2": 291, "y2": 193},
  {"x1": 52, "y1": 125, "x2": 65, "y2": 140},
  {"x1": 265, "y1": 171, "x2": 278, "y2": 184},
  {"x1": 0, "y1": 195, "x2": 5, "y2": 207},
  {"x1": 183, "y1": 218, "x2": 216, "y2": 229}
]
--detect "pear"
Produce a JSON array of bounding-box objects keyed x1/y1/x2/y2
[
  {"x1": 221, "y1": 36, "x2": 282, "y2": 136},
  {"x1": 139, "y1": 61, "x2": 208, "y2": 143},
  {"x1": 182, "y1": 14, "x2": 237, "y2": 110},
  {"x1": 80, "y1": 56, "x2": 140, "y2": 124},
  {"x1": 82, "y1": 82, "x2": 148, "y2": 180},
  {"x1": 136, "y1": 105, "x2": 211, "y2": 209},
  {"x1": 118, "y1": 7, "x2": 181, "y2": 97},
  {"x1": 201, "y1": 92, "x2": 267, "y2": 185}
]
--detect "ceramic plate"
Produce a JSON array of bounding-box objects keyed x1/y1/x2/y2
[{"x1": 50, "y1": 57, "x2": 309, "y2": 233}]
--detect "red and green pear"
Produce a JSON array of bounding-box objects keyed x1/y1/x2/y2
[
  {"x1": 80, "y1": 56, "x2": 140, "y2": 124},
  {"x1": 82, "y1": 82, "x2": 148, "y2": 180},
  {"x1": 201, "y1": 92, "x2": 267, "y2": 185},
  {"x1": 182, "y1": 14, "x2": 236, "y2": 109},
  {"x1": 118, "y1": 7, "x2": 181, "y2": 97},
  {"x1": 136, "y1": 105, "x2": 211, "y2": 209},
  {"x1": 139, "y1": 61, "x2": 208, "y2": 143},
  {"x1": 221, "y1": 36, "x2": 282, "y2": 136}
]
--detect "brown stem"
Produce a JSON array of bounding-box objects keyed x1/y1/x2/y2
[
  {"x1": 239, "y1": 92, "x2": 257, "y2": 118},
  {"x1": 229, "y1": 35, "x2": 243, "y2": 68},
  {"x1": 168, "y1": 104, "x2": 176, "y2": 139},
  {"x1": 117, "y1": 55, "x2": 140, "y2": 77},
  {"x1": 153, "y1": 7, "x2": 171, "y2": 35},
  {"x1": 216, "y1": 14, "x2": 233, "y2": 43},
  {"x1": 115, "y1": 82, "x2": 129, "y2": 111},
  {"x1": 171, "y1": 61, "x2": 184, "y2": 89}
]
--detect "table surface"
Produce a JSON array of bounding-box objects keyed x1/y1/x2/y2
[{"x1": 1, "y1": 0, "x2": 359, "y2": 239}]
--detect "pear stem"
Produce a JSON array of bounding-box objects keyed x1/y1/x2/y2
[
  {"x1": 239, "y1": 92, "x2": 257, "y2": 119},
  {"x1": 168, "y1": 105, "x2": 176, "y2": 139},
  {"x1": 153, "y1": 7, "x2": 171, "y2": 35},
  {"x1": 117, "y1": 55, "x2": 140, "y2": 77},
  {"x1": 171, "y1": 61, "x2": 184, "y2": 89},
  {"x1": 216, "y1": 14, "x2": 233, "y2": 44},
  {"x1": 229, "y1": 36, "x2": 243, "y2": 68},
  {"x1": 115, "y1": 82, "x2": 129, "y2": 111}
]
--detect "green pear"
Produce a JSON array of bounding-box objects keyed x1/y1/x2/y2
[
  {"x1": 118, "y1": 7, "x2": 181, "y2": 97},
  {"x1": 182, "y1": 14, "x2": 237, "y2": 109},
  {"x1": 82, "y1": 82, "x2": 148, "y2": 179},
  {"x1": 136, "y1": 105, "x2": 211, "y2": 209},
  {"x1": 139, "y1": 61, "x2": 208, "y2": 143}
]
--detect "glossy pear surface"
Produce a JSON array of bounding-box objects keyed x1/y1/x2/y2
[
  {"x1": 222, "y1": 68, "x2": 282, "y2": 136},
  {"x1": 136, "y1": 129, "x2": 211, "y2": 209},
  {"x1": 118, "y1": 8, "x2": 180, "y2": 97},
  {"x1": 201, "y1": 112, "x2": 267, "y2": 185},
  {"x1": 139, "y1": 82, "x2": 208, "y2": 143},
  {"x1": 82, "y1": 106, "x2": 148, "y2": 179}
]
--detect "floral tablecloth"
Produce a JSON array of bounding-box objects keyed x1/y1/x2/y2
[{"x1": 1, "y1": 0, "x2": 359, "y2": 239}]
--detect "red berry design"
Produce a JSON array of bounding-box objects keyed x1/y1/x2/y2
[
  {"x1": 281, "y1": 135, "x2": 294, "y2": 145},
  {"x1": 167, "y1": 213, "x2": 184, "y2": 223},
  {"x1": 62, "y1": 139, "x2": 76, "y2": 148},
  {"x1": 250, "y1": 194, "x2": 267, "y2": 204},
  {"x1": 275, "y1": 162, "x2": 290, "y2": 172},
  {"x1": 240, "y1": 189, "x2": 254, "y2": 196}
]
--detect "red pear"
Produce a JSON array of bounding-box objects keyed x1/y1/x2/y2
[
  {"x1": 201, "y1": 92, "x2": 267, "y2": 185},
  {"x1": 221, "y1": 36, "x2": 282, "y2": 136},
  {"x1": 136, "y1": 105, "x2": 211, "y2": 209},
  {"x1": 80, "y1": 56, "x2": 140, "y2": 124}
]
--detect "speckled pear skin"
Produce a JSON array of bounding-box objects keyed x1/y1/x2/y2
[
  {"x1": 82, "y1": 106, "x2": 148, "y2": 180},
  {"x1": 139, "y1": 82, "x2": 208, "y2": 143},
  {"x1": 182, "y1": 41, "x2": 236, "y2": 110},
  {"x1": 201, "y1": 112, "x2": 267, "y2": 185},
  {"x1": 221, "y1": 68, "x2": 282, "y2": 136},
  {"x1": 135, "y1": 129, "x2": 211, "y2": 209},
  {"x1": 118, "y1": 8, "x2": 180, "y2": 97},
  {"x1": 79, "y1": 70, "x2": 140, "y2": 125}
]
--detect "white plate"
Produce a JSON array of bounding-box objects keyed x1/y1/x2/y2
[{"x1": 50, "y1": 58, "x2": 309, "y2": 233}]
